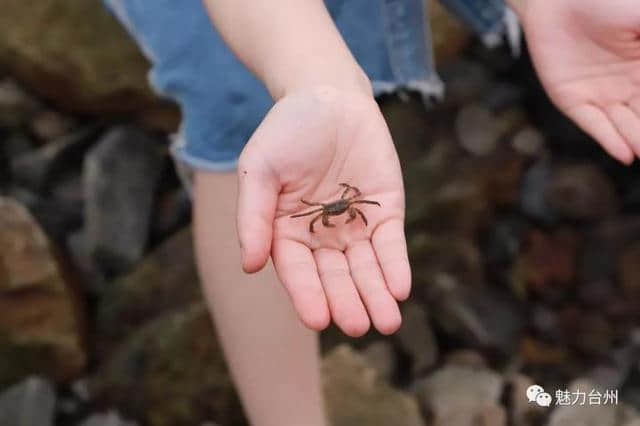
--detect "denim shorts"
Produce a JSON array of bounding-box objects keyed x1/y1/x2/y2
[{"x1": 103, "y1": 0, "x2": 510, "y2": 176}]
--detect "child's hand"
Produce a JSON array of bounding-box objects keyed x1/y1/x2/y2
[
  {"x1": 236, "y1": 86, "x2": 410, "y2": 336},
  {"x1": 516, "y1": 0, "x2": 640, "y2": 163}
]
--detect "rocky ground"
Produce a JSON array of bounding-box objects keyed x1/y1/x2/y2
[{"x1": 1, "y1": 2, "x2": 640, "y2": 426}]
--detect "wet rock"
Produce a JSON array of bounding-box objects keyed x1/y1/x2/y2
[
  {"x1": 96, "y1": 227, "x2": 201, "y2": 352},
  {"x1": 508, "y1": 374, "x2": 545, "y2": 426},
  {"x1": 30, "y1": 109, "x2": 75, "y2": 141},
  {"x1": 619, "y1": 242, "x2": 640, "y2": 297},
  {"x1": 444, "y1": 349, "x2": 487, "y2": 369},
  {"x1": 0, "y1": 0, "x2": 179, "y2": 130},
  {"x1": 0, "y1": 78, "x2": 41, "y2": 127},
  {"x1": 414, "y1": 364, "x2": 504, "y2": 426},
  {"x1": 151, "y1": 187, "x2": 191, "y2": 240},
  {"x1": 547, "y1": 379, "x2": 619, "y2": 426},
  {"x1": 396, "y1": 302, "x2": 438, "y2": 375},
  {"x1": 361, "y1": 340, "x2": 397, "y2": 383},
  {"x1": 0, "y1": 197, "x2": 85, "y2": 385},
  {"x1": 519, "y1": 159, "x2": 555, "y2": 223},
  {"x1": 511, "y1": 228, "x2": 579, "y2": 298},
  {"x1": 79, "y1": 411, "x2": 139, "y2": 426},
  {"x1": 547, "y1": 163, "x2": 619, "y2": 221},
  {"x1": 0, "y1": 376, "x2": 55, "y2": 426},
  {"x1": 11, "y1": 125, "x2": 100, "y2": 191},
  {"x1": 323, "y1": 344, "x2": 425, "y2": 426},
  {"x1": 455, "y1": 104, "x2": 525, "y2": 156},
  {"x1": 92, "y1": 303, "x2": 241, "y2": 426},
  {"x1": 511, "y1": 126, "x2": 545, "y2": 157},
  {"x1": 84, "y1": 126, "x2": 165, "y2": 275},
  {"x1": 426, "y1": 274, "x2": 525, "y2": 354},
  {"x1": 439, "y1": 59, "x2": 491, "y2": 106},
  {"x1": 430, "y1": 1, "x2": 472, "y2": 65}
]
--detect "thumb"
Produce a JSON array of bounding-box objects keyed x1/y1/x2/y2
[{"x1": 236, "y1": 151, "x2": 279, "y2": 273}]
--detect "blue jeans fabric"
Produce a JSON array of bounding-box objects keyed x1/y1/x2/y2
[{"x1": 103, "y1": 0, "x2": 506, "y2": 172}]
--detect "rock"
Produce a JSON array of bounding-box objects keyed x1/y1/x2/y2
[
  {"x1": 414, "y1": 364, "x2": 504, "y2": 426},
  {"x1": 455, "y1": 104, "x2": 524, "y2": 156},
  {"x1": 30, "y1": 109, "x2": 75, "y2": 141},
  {"x1": 0, "y1": 376, "x2": 55, "y2": 426},
  {"x1": 429, "y1": 1, "x2": 472, "y2": 65},
  {"x1": 0, "y1": 78, "x2": 41, "y2": 127},
  {"x1": 512, "y1": 228, "x2": 579, "y2": 298},
  {"x1": 547, "y1": 163, "x2": 619, "y2": 221},
  {"x1": 11, "y1": 125, "x2": 100, "y2": 191},
  {"x1": 0, "y1": 197, "x2": 85, "y2": 385},
  {"x1": 520, "y1": 159, "x2": 555, "y2": 223},
  {"x1": 439, "y1": 59, "x2": 491, "y2": 106},
  {"x1": 619, "y1": 241, "x2": 640, "y2": 297},
  {"x1": 444, "y1": 350, "x2": 487, "y2": 369},
  {"x1": 426, "y1": 274, "x2": 525, "y2": 354},
  {"x1": 508, "y1": 374, "x2": 545, "y2": 426},
  {"x1": 396, "y1": 302, "x2": 438, "y2": 375},
  {"x1": 512, "y1": 126, "x2": 545, "y2": 157},
  {"x1": 151, "y1": 187, "x2": 191, "y2": 241},
  {"x1": 6, "y1": 186, "x2": 82, "y2": 242},
  {"x1": 92, "y1": 303, "x2": 242, "y2": 426},
  {"x1": 79, "y1": 411, "x2": 139, "y2": 426},
  {"x1": 84, "y1": 126, "x2": 166, "y2": 275},
  {"x1": 547, "y1": 379, "x2": 618, "y2": 426},
  {"x1": 96, "y1": 227, "x2": 201, "y2": 353},
  {"x1": 323, "y1": 344, "x2": 425, "y2": 426},
  {"x1": 0, "y1": 0, "x2": 179, "y2": 131},
  {"x1": 361, "y1": 340, "x2": 397, "y2": 383}
]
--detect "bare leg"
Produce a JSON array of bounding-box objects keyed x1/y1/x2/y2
[
  {"x1": 322, "y1": 214, "x2": 335, "y2": 228},
  {"x1": 354, "y1": 207, "x2": 368, "y2": 226},
  {"x1": 193, "y1": 171, "x2": 327, "y2": 426},
  {"x1": 345, "y1": 208, "x2": 357, "y2": 223}
]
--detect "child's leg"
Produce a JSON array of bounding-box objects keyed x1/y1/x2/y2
[{"x1": 192, "y1": 170, "x2": 328, "y2": 426}]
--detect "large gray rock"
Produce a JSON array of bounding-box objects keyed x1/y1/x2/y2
[
  {"x1": 396, "y1": 301, "x2": 438, "y2": 376},
  {"x1": 414, "y1": 364, "x2": 504, "y2": 426},
  {"x1": 323, "y1": 344, "x2": 425, "y2": 426},
  {"x1": 0, "y1": 376, "x2": 56, "y2": 426},
  {"x1": 96, "y1": 227, "x2": 202, "y2": 353},
  {"x1": 92, "y1": 304, "x2": 242, "y2": 426},
  {"x1": 84, "y1": 126, "x2": 165, "y2": 275},
  {"x1": 79, "y1": 411, "x2": 139, "y2": 426},
  {"x1": 0, "y1": 0, "x2": 179, "y2": 131},
  {"x1": 0, "y1": 197, "x2": 86, "y2": 385}
]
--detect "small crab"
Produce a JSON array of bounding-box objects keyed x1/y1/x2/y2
[{"x1": 290, "y1": 183, "x2": 381, "y2": 233}]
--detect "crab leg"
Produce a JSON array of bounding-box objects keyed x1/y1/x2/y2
[
  {"x1": 346, "y1": 208, "x2": 357, "y2": 224},
  {"x1": 322, "y1": 214, "x2": 335, "y2": 228},
  {"x1": 354, "y1": 207, "x2": 368, "y2": 226},
  {"x1": 350, "y1": 200, "x2": 380, "y2": 206},
  {"x1": 309, "y1": 213, "x2": 324, "y2": 233},
  {"x1": 290, "y1": 207, "x2": 324, "y2": 218},
  {"x1": 301, "y1": 199, "x2": 323, "y2": 206}
]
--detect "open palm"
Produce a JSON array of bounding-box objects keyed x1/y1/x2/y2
[
  {"x1": 521, "y1": 0, "x2": 640, "y2": 163},
  {"x1": 236, "y1": 87, "x2": 410, "y2": 336}
]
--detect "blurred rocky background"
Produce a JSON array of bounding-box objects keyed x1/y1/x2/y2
[{"x1": 1, "y1": 0, "x2": 639, "y2": 425}]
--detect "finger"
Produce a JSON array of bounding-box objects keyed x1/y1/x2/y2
[
  {"x1": 564, "y1": 104, "x2": 635, "y2": 164},
  {"x1": 272, "y1": 239, "x2": 330, "y2": 330},
  {"x1": 607, "y1": 103, "x2": 640, "y2": 157},
  {"x1": 371, "y1": 219, "x2": 412, "y2": 301},
  {"x1": 346, "y1": 241, "x2": 402, "y2": 335},
  {"x1": 314, "y1": 248, "x2": 370, "y2": 337},
  {"x1": 236, "y1": 154, "x2": 278, "y2": 273}
]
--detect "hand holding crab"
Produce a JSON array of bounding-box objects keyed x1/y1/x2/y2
[{"x1": 290, "y1": 183, "x2": 381, "y2": 233}]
